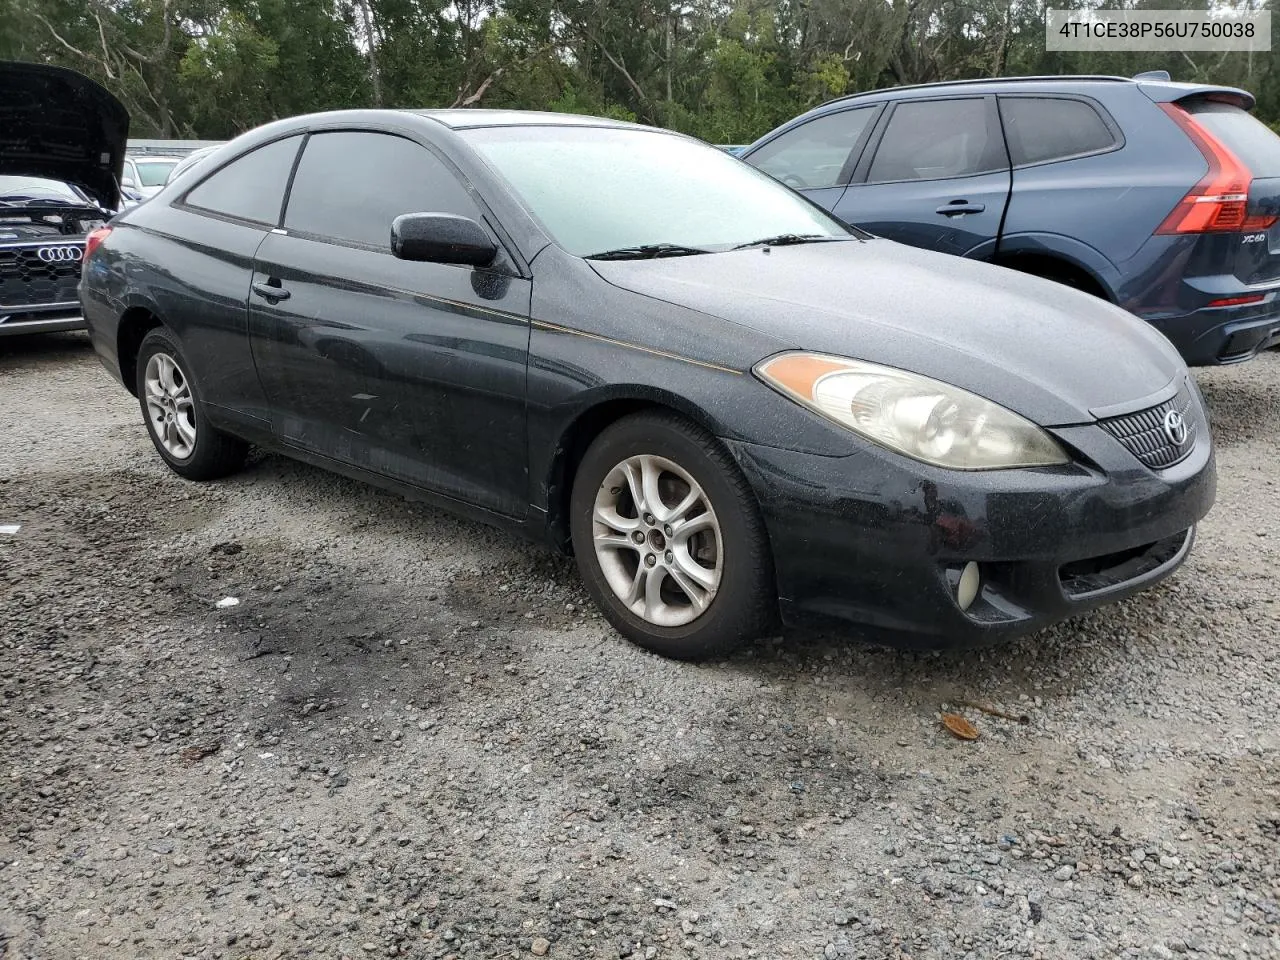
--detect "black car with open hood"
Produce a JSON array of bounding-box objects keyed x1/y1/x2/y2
[{"x1": 0, "y1": 61, "x2": 128, "y2": 336}]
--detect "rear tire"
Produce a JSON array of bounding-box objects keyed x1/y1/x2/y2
[
  {"x1": 135, "y1": 328, "x2": 248, "y2": 481},
  {"x1": 569, "y1": 412, "x2": 776, "y2": 660}
]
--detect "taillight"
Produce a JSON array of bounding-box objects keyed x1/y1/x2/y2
[
  {"x1": 1156, "y1": 102, "x2": 1278, "y2": 234},
  {"x1": 85, "y1": 226, "x2": 113, "y2": 258}
]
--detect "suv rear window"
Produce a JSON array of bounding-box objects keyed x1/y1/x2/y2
[
  {"x1": 999, "y1": 97, "x2": 1117, "y2": 165},
  {"x1": 1183, "y1": 100, "x2": 1280, "y2": 178}
]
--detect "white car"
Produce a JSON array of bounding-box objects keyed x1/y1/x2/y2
[
  {"x1": 121, "y1": 156, "x2": 181, "y2": 199},
  {"x1": 163, "y1": 145, "x2": 222, "y2": 186}
]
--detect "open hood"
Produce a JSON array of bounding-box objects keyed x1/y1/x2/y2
[{"x1": 0, "y1": 61, "x2": 129, "y2": 210}]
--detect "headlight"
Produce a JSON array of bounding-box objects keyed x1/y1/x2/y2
[{"x1": 754, "y1": 352, "x2": 1069, "y2": 470}]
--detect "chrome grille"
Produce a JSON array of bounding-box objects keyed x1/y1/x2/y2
[
  {"x1": 0, "y1": 243, "x2": 83, "y2": 308},
  {"x1": 1098, "y1": 381, "x2": 1197, "y2": 470}
]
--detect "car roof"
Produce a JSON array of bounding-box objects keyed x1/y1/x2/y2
[
  {"x1": 412, "y1": 109, "x2": 647, "y2": 131},
  {"x1": 762, "y1": 74, "x2": 1254, "y2": 131},
  {"x1": 803, "y1": 74, "x2": 1252, "y2": 112},
  {"x1": 825, "y1": 74, "x2": 1130, "y2": 102}
]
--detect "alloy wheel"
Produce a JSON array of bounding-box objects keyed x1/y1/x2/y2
[
  {"x1": 591, "y1": 454, "x2": 723, "y2": 627},
  {"x1": 143, "y1": 352, "x2": 196, "y2": 460}
]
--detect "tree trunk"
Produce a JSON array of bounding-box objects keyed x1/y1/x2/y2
[
  {"x1": 993, "y1": 0, "x2": 1013, "y2": 76},
  {"x1": 665, "y1": 10, "x2": 673, "y2": 103},
  {"x1": 358, "y1": 0, "x2": 383, "y2": 107}
]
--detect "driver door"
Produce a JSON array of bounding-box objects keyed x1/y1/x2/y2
[{"x1": 247, "y1": 129, "x2": 531, "y2": 518}]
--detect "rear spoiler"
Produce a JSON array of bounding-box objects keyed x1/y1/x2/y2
[{"x1": 1139, "y1": 81, "x2": 1255, "y2": 111}]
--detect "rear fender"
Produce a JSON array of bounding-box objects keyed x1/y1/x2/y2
[{"x1": 994, "y1": 233, "x2": 1120, "y2": 300}]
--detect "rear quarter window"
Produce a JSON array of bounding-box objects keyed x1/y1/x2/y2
[
  {"x1": 183, "y1": 136, "x2": 303, "y2": 226},
  {"x1": 1183, "y1": 100, "x2": 1280, "y2": 178},
  {"x1": 998, "y1": 97, "x2": 1117, "y2": 165}
]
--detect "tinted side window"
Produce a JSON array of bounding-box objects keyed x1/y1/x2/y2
[
  {"x1": 1000, "y1": 97, "x2": 1117, "y2": 166},
  {"x1": 867, "y1": 99, "x2": 1002, "y2": 183},
  {"x1": 284, "y1": 132, "x2": 483, "y2": 248},
  {"x1": 747, "y1": 107, "x2": 876, "y2": 189},
  {"x1": 184, "y1": 136, "x2": 302, "y2": 225}
]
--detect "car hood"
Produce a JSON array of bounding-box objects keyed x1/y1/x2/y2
[
  {"x1": 590, "y1": 239, "x2": 1186, "y2": 425},
  {"x1": 0, "y1": 61, "x2": 129, "y2": 210}
]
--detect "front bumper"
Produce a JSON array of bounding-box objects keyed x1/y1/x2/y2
[
  {"x1": 0, "y1": 306, "x2": 86, "y2": 337},
  {"x1": 1147, "y1": 299, "x2": 1280, "y2": 366},
  {"x1": 725, "y1": 417, "x2": 1216, "y2": 649}
]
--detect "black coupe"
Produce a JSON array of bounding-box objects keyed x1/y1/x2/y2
[{"x1": 81, "y1": 109, "x2": 1216, "y2": 659}]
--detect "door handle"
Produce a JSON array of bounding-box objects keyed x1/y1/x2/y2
[
  {"x1": 252, "y1": 281, "x2": 290, "y2": 302},
  {"x1": 936, "y1": 201, "x2": 986, "y2": 216}
]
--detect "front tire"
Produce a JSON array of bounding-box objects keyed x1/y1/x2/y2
[
  {"x1": 135, "y1": 328, "x2": 247, "y2": 481},
  {"x1": 569, "y1": 412, "x2": 776, "y2": 660}
]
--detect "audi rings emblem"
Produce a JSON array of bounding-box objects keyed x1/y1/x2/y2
[{"x1": 37, "y1": 245, "x2": 84, "y2": 263}]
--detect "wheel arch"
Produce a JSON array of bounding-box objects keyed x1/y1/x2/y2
[
  {"x1": 994, "y1": 251, "x2": 1113, "y2": 301},
  {"x1": 991, "y1": 234, "x2": 1120, "y2": 303},
  {"x1": 542, "y1": 388, "x2": 733, "y2": 553},
  {"x1": 115, "y1": 303, "x2": 165, "y2": 396}
]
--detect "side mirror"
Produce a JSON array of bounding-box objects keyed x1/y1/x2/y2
[
  {"x1": 391, "y1": 213, "x2": 497, "y2": 267},
  {"x1": 121, "y1": 176, "x2": 136, "y2": 189}
]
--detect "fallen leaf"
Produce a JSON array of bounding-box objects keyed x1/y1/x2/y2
[
  {"x1": 941, "y1": 713, "x2": 979, "y2": 740},
  {"x1": 179, "y1": 740, "x2": 223, "y2": 766}
]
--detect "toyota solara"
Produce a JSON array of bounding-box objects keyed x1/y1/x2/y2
[{"x1": 80, "y1": 110, "x2": 1216, "y2": 660}]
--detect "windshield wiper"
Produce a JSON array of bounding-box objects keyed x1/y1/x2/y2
[
  {"x1": 732, "y1": 233, "x2": 845, "y2": 250},
  {"x1": 586, "y1": 243, "x2": 710, "y2": 261}
]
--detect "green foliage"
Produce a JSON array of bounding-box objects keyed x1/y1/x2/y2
[
  {"x1": 6, "y1": 0, "x2": 1280, "y2": 143},
  {"x1": 179, "y1": 12, "x2": 280, "y2": 135}
]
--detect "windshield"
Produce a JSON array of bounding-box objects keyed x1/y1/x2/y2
[
  {"x1": 462, "y1": 126, "x2": 852, "y2": 256},
  {"x1": 0, "y1": 175, "x2": 86, "y2": 203},
  {"x1": 134, "y1": 160, "x2": 179, "y2": 186}
]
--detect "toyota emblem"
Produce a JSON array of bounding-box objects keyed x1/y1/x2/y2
[
  {"x1": 1162, "y1": 409, "x2": 1189, "y2": 446},
  {"x1": 37, "y1": 245, "x2": 84, "y2": 263}
]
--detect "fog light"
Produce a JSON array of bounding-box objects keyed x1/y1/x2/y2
[{"x1": 956, "y1": 561, "x2": 981, "y2": 611}]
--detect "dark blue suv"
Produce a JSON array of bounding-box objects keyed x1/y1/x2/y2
[{"x1": 742, "y1": 74, "x2": 1280, "y2": 365}]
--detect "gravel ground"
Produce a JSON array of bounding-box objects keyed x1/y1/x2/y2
[{"x1": 1, "y1": 333, "x2": 1278, "y2": 960}]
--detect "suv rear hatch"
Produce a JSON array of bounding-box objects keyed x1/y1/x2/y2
[{"x1": 1153, "y1": 91, "x2": 1280, "y2": 286}]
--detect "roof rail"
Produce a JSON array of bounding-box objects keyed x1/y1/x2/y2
[{"x1": 820, "y1": 74, "x2": 1133, "y2": 108}]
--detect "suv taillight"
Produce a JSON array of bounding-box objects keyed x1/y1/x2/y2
[
  {"x1": 85, "y1": 226, "x2": 113, "y2": 258},
  {"x1": 1156, "y1": 102, "x2": 1277, "y2": 234}
]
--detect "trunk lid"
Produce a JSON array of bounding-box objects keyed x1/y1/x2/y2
[
  {"x1": 1175, "y1": 97, "x2": 1280, "y2": 284},
  {"x1": 0, "y1": 62, "x2": 129, "y2": 210},
  {"x1": 1235, "y1": 175, "x2": 1280, "y2": 284}
]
